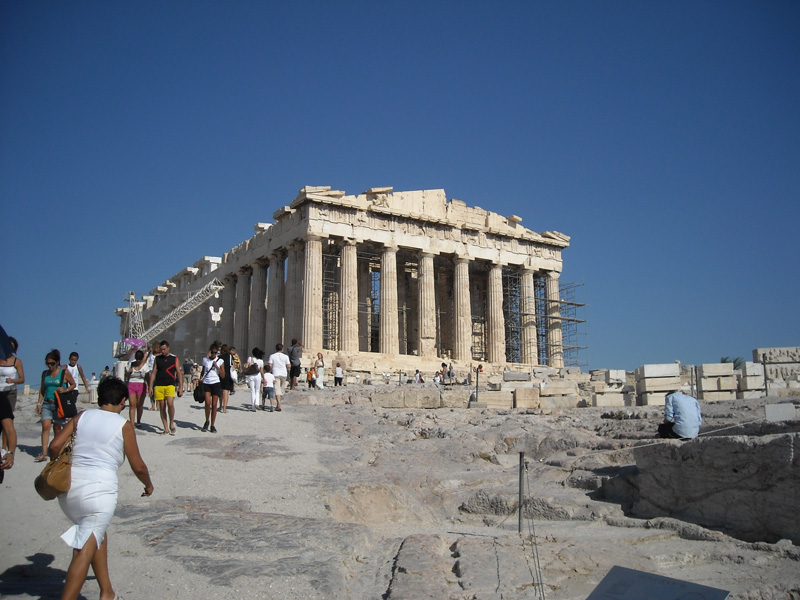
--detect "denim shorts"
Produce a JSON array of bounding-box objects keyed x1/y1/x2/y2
[{"x1": 40, "y1": 400, "x2": 68, "y2": 426}]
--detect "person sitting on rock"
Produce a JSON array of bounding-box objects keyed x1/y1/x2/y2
[{"x1": 657, "y1": 390, "x2": 702, "y2": 440}]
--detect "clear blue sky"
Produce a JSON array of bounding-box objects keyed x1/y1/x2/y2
[{"x1": 3, "y1": 1, "x2": 799, "y2": 381}]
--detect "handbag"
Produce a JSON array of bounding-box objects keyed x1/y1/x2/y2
[
  {"x1": 55, "y1": 369, "x2": 78, "y2": 419},
  {"x1": 193, "y1": 381, "x2": 206, "y2": 403},
  {"x1": 243, "y1": 362, "x2": 260, "y2": 376},
  {"x1": 34, "y1": 413, "x2": 81, "y2": 500}
]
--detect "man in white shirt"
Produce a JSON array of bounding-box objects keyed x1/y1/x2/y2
[{"x1": 267, "y1": 343, "x2": 290, "y2": 412}]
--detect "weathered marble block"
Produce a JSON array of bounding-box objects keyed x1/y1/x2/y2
[
  {"x1": 638, "y1": 391, "x2": 668, "y2": 406},
  {"x1": 591, "y1": 392, "x2": 626, "y2": 407},
  {"x1": 539, "y1": 381, "x2": 579, "y2": 396},
  {"x1": 696, "y1": 363, "x2": 734, "y2": 377},
  {"x1": 738, "y1": 374, "x2": 765, "y2": 390},
  {"x1": 605, "y1": 369, "x2": 626, "y2": 384},
  {"x1": 476, "y1": 390, "x2": 513, "y2": 409},
  {"x1": 736, "y1": 390, "x2": 763, "y2": 400},
  {"x1": 513, "y1": 387, "x2": 540, "y2": 409},
  {"x1": 741, "y1": 361, "x2": 764, "y2": 377},
  {"x1": 635, "y1": 363, "x2": 680, "y2": 379},
  {"x1": 698, "y1": 375, "x2": 737, "y2": 392},
  {"x1": 699, "y1": 390, "x2": 736, "y2": 401},
  {"x1": 635, "y1": 376, "x2": 682, "y2": 393},
  {"x1": 503, "y1": 371, "x2": 530, "y2": 382},
  {"x1": 540, "y1": 395, "x2": 579, "y2": 409},
  {"x1": 752, "y1": 346, "x2": 800, "y2": 363}
]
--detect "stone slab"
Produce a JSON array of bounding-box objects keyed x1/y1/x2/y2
[
  {"x1": 736, "y1": 390, "x2": 764, "y2": 400},
  {"x1": 698, "y1": 375, "x2": 738, "y2": 392},
  {"x1": 402, "y1": 389, "x2": 442, "y2": 409},
  {"x1": 635, "y1": 363, "x2": 680, "y2": 379},
  {"x1": 502, "y1": 371, "x2": 530, "y2": 382},
  {"x1": 696, "y1": 363, "x2": 734, "y2": 377},
  {"x1": 473, "y1": 390, "x2": 513, "y2": 409},
  {"x1": 606, "y1": 369, "x2": 626, "y2": 384},
  {"x1": 700, "y1": 390, "x2": 737, "y2": 401},
  {"x1": 539, "y1": 395, "x2": 580, "y2": 409},
  {"x1": 752, "y1": 346, "x2": 800, "y2": 363},
  {"x1": 764, "y1": 403, "x2": 797, "y2": 422},
  {"x1": 440, "y1": 389, "x2": 471, "y2": 408},
  {"x1": 742, "y1": 361, "x2": 764, "y2": 377},
  {"x1": 591, "y1": 392, "x2": 626, "y2": 407},
  {"x1": 513, "y1": 387, "x2": 540, "y2": 409},
  {"x1": 638, "y1": 392, "x2": 668, "y2": 407},
  {"x1": 738, "y1": 375, "x2": 765, "y2": 390},
  {"x1": 635, "y1": 376, "x2": 682, "y2": 393},
  {"x1": 540, "y1": 381, "x2": 579, "y2": 396}
]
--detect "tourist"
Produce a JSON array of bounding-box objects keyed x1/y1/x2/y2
[
  {"x1": 148, "y1": 340, "x2": 182, "y2": 436},
  {"x1": 0, "y1": 392, "x2": 16, "y2": 481},
  {"x1": 414, "y1": 369, "x2": 424, "y2": 384},
  {"x1": 100, "y1": 366, "x2": 112, "y2": 381},
  {"x1": 183, "y1": 358, "x2": 195, "y2": 391},
  {"x1": 35, "y1": 349, "x2": 77, "y2": 462},
  {"x1": 433, "y1": 371, "x2": 441, "y2": 384},
  {"x1": 315, "y1": 352, "x2": 325, "y2": 389},
  {"x1": 219, "y1": 344, "x2": 235, "y2": 412},
  {"x1": 306, "y1": 366, "x2": 316, "y2": 389},
  {"x1": 66, "y1": 352, "x2": 91, "y2": 398},
  {"x1": 200, "y1": 343, "x2": 225, "y2": 433},
  {"x1": 245, "y1": 348, "x2": 265, "y2": 412},
  {"x1": 288, "y1": 339, "x2": 303, "y2": 390},
  {"x1": 334, "y1": 363, "x2": 344, "y2": 387},
  {"x1": 125, "y1": 349, "x2": 148, "y2": 428},
  {"x1": 51, "y1": 377, "x2": 153, "y2": 600},
  {"x1": 657, "y1": 390, "x2": 702, "y2": 440},
  {"x1": 230, "y1": 347, "x2": 241, "y2": 384},
  {"x1": 0, "y1": 336, "x2": 24, "y2": 452},
  {"x1": 261, "y1": 365, "x2": 275, "y2": 411},
  {"x1": 267, "y1": 343, "x2": 290, "y2": 412},
  {"x1": 144, "y1": 342, "x2": 159, "y2": 410}
]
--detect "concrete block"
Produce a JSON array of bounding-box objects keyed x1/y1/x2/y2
[
  {"x1": 635, "y1": 376, "x2": 682, "y2": 393},
  {"x1": 540, "y1": 380, "x2": 579, "y2": 396},
  {"x1": 591, "y1": 392, "x2": 626, "y2": 407},
  {"x1": 513, "y1": 387, "x2": 540, "y2": 409},
  {"x1": 503, "y1": 371, "x2": 530, "y2": 382},
  {"x1": 741, "y1": 361, "x2": 764, "y2": 377},
  {"x1": 605, "y1": 369, "x2": 626, "y2": 385},
  {"x1": 635, "y1": 363, "x2": 680, "y2": 379},
  {"x1": 738, "y1": 375, "x2": 764, "y2": 390},
  {"x1": 696, "y1": 363, "x2": 734, "y2": 377},
  {"x1": 736, "y1": 390, "x2": 764, "y2": 400},
  {"x1": 699, "y1": 390, "x2": 736, "y2": 401}
]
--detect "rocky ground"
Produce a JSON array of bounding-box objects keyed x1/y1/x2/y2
[{"x1": 1, "y1": 384, "x2": 798, "y2": 599}]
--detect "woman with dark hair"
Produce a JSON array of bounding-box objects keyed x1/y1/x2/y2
[
  {"x1": 200, "y1": 343, "x2": 225, "y2": 433},
  {"x1": 0, "y1": 336, "x2": 24, "y2": 453},
  {"x1": 125, "y1": 349, "x2": 149, "y2": 428},
  {"x1": 50, "y1": 376, "x2": 153, "y2": 600},
  {"x1": 35, "y1": 350, "x2": 76, "y2": 462},
  {"x1": 245, "y1": 347, "x2": 265, "y2": 412}
]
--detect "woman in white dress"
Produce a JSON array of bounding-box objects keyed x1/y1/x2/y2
[
  {"x1": 50, "y1": 377, "x2": 153, "y2": 600},
  {"x1": 315, "y1": 352, "x2": 325, "y2": 390},
  {"x1": 245, "y1": 348, "x2": 265, "y2": 412}
]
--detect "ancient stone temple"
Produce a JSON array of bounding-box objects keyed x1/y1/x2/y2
[{"x1": 117, "y1": 186, "x2": 571, "y2": 372}]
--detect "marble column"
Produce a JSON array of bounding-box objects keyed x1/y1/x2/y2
[
  {"x1": 379, "y1": 245, "x2": 399, "y2": 354},
  {"x1": 358, "y1": 257, "x2": 371, "y2": 352},
  {"x1": 453, "y1": 257, "x2": 472, "y2": 361},
  {"x1": 284, "y1": 242, "x2": 303, "y2": 344},
  {"x1": 520, "y1": 268, "x2": 538, "y2": 365},
  {"x1": 302, "y1": 236, "x2": 323, "y2": 349},
  {"x1": 265, "y1": 252, "x2": 285, "y2": 348},
  {"x1": 546, "y1": 271, "x2": 564, "y2": 368},
  {"x1": 487, "y1": 263, "x2": 506, "y2": 364},
  {"x1": 339, "y1": 239, "x2": 359, "y2": 352},
  {"x1": 233, "y1": 266, "x2": 252, "y2": 354},
  {"x1": 249, "y1": 260, "x2": 268, "y2": 352},
  {"x1": 417, "y1": 252, "x2": 436, "y2": 357},
  {"x1": 220, "y1": 276, "x2": 236, "y2": 346}
]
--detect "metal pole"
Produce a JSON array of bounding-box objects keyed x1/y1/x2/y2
[
  {"x1": 518, "y1": 452, "x2": 525, "y2": 533},
  {"x1": 762, "y1": 354, "x2": 769, "y2": 396},
  {"x1": 475, "y1": 367, "x2": 479, "y2": 404}
]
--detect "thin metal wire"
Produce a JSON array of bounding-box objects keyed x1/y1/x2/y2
[{"x1": 523, "y1": 460, "x2": 547, "y2": 600}]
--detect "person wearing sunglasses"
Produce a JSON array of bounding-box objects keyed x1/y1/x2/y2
[{"x1": 35, "y1": 349, "x2": 76, "y2": 462}]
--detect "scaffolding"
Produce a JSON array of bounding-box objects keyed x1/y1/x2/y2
[
  {"x1": 533, "y1": 278, "x2": 586, "y2": 368},
  {"x1": 322, "y1": 248, "x2": 340, "y2": 351},
  {"x1": 502, "y1": 268, "x2": 523, "y2": 364},
  {"x1": 357, "y1": 248, "x2": 382, "y2": 353}
]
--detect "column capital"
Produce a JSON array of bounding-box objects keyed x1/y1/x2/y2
[
  {"x1": 382, "y1": 243, "x2": 398, "y2": 252},
  {"x1": 454, "y1": 255, "x2": 471, "y2": 265},
  {"x1": 253, "y1": 257, "x2": 269, "y2": 268},
  {"x1": 419, "y1": 250, "x2": 438, "y2": 258},
  {"x1": 238, "y1": 265, "x2": 253, "y2": 276},
  {"x1": 546, "y1": 270, "x2": 561, "y2": 280},
  {"x1": 267, "y1": 249, "x2": 285, "y2": 261},
  {"x1": 305, "y1": 234, "x2": 324, "y2": 243}
]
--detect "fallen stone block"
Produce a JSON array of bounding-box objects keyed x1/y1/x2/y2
[
  {"x1": 473, "y1": 390, "x2": 512, "y2": 409},
  {"x1": 638, "y1": 391, "x2": 668, "y2": 406},
  {"x1": 503, "y1": 370, "x2": 530, "y2": 382},
  {"x1": 738, "y1": 374, "x2": 765, "y2": 390},
  {"x1": 540, "y1": 395, "x2": 580, "y2": 409},
  {"x1": 696, "y1": 363, "x2": 734, "y2": 377},
  {"x1": 440, "y1": 389, "x2": 470, "y2": 408},
  {"x1": 513, "y1": 387, "x2": 540, "y2": 409},
  {"x1": 698, "y1": 375, "x2": 737, "y2": 392},
  {"x1": 532, "y1": 366, "x2": 558, "y2": 378},
  {"x1": 606, "y1": 369, "x2": 626, "y2": 384},
  {"x1": 403, "y1": 388, "x2": 441, "y2": 409},
  {"x1": 736, "y1": 390, "x2": 763, "y2": 400},
  {"x1": 372, "y1": 390, "x2": 404, "y2": 408},
  {"x1": 699, "y1": 390, "x2": 736, "y2": 401},
  {"x1": 742, "y1": 361, "x2": 764, "y2": 377},
  {"x1": 635, "y1": 376, "x2": 682, "y2": 393},
  {"x1": 592, "y1": 392, "x2": 626, "y2": 407},
  {"x1": 540, "y1": 380, "x2": 579, "y2": 396},
  {"x1": 635, "y1": 363, "x2": 680, "y2": 379}
]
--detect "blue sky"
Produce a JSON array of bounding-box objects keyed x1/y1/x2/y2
[{"x1": 3, "y1": 1, "x2": 799, "y2": 380}]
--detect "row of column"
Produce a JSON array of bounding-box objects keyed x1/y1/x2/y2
[{"x1": 207, "y1": 238, "x2": 564, "y2": 367}]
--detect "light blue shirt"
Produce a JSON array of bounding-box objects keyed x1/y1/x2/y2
[{"x1": 665, "y1": 392, "x2": 702, "y2": 439}]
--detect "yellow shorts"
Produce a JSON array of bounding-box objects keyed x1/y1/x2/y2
[{"x1": 154, "y1": 385, "x2": 176, "y2": 401}]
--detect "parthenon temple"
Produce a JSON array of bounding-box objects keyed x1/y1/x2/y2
[{"x1": 116, "y1": 186, "x2": 572, "y2": 372}]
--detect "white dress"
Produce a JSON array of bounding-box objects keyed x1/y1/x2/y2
[{"x1": 58, "y1": 410, "x2": 126, "y2": 549}]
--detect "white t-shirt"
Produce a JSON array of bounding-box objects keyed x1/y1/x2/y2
[
  {"x1": 202, "y1": 357, "x2": 224, "y2": 384},
  {"x1": 335, "y1": 366, "x2": 343, "y2": 378},
  {"x1": 263, "y1": 372, "x2": 275, "y2": 388},
  {"x1": 268, "y1": 352, "x2": 290, "y2": 378}
]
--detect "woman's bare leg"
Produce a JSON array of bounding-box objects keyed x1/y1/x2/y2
[
  {"x1": 128, "y1": 394, "x2": 138, "y2": 423},
  {"x1": 92, "y1": 534, "x2": 115, "y2": 600},
  {"x1": 41, "y1": 420, "x2": 52, "y2": 457},
  {"x1": 61, "y1": 534, "x2": 99, "y2": 600}
]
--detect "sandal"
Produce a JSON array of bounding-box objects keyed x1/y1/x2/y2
[
  {"x1": 169, "y1": 427, "x2": 177, "y2": 436},
  {"x1": 34, "y1": 455, "x2": 47, "y2": 462}
]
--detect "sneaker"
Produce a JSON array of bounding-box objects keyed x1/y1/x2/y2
[
  {"x1": 202, "y1": 422, "x2": 209, "y2": 432},
  {"x1": 210, "y1": 426, "x2": 217, "y2": 433}
]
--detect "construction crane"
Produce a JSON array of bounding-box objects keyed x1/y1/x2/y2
[{"x1": 114, "y1": 278, "x2": 225, "y2": 358}]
